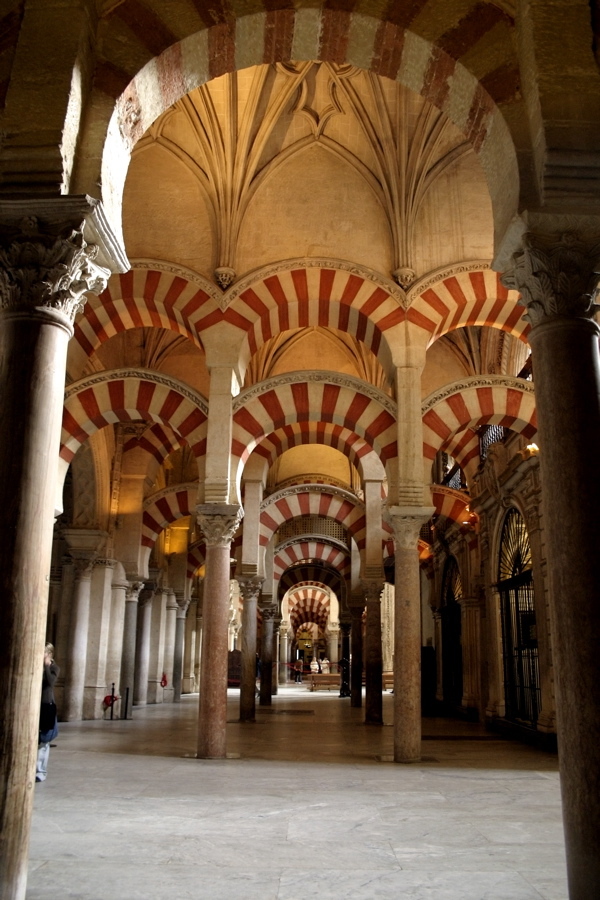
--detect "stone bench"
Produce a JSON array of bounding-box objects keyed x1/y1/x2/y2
[
  {"x1": 309, "y1": 673, "x2": 340, "y2": 691},
  {"x1": 382, "y1": 672, "x2": 394, "y2": 691}
]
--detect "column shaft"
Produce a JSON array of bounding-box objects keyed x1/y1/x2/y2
[
  {"x1": 197, "y1": 544, "x2": 232, "y2": 757},
  {"x1": 62, "y1": 564, "x2": 94, "y2": 720},
  {"x1": 364, "y1": 588, "x2": 384, "y2": 725},
  {"x1": 120, "y1": 583, "x2": 142, "y2": 718},
  {"x1": 133, "y1": 597, "x2": 152, "y2": 707},
  {"x1": 259, "y1": 611, "x2": 275, "y2": 706},
  {"x1": 173, "y1": 604, "x2": 187, "y2": 702},
  {"x1": 350, "y1": 609, "x2": 364, "y2": 707},
  {"x1": 239, "y1": 582, "x2": 259, "y2": 722}
]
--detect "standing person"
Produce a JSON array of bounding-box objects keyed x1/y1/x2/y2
[
  {"x1": 37, "y1": 643, "x2": 59, "y2": 783},
  {"x1": 294, "y1": 658, "x2": 303, "y2": 683}
]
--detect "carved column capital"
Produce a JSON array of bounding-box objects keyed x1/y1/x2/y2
[
  {"x1": 384, "y1": 505, "x2": 435, "y2": 549},
  {"x1": 501, "y1": 231, "x2": 600, "y2": 327},
  {"x1": 360, "y1": 580, "x2": 384, "y2": 603},
  {"x1": 196, "y1": 503, "x2": 243, "y2": 547},
  {"x1": 125, "y1": 581, "x2": 145, "y2": 603},
  {"x1": 259, "y1": 605, "x2": 278, "y2": 621},
  {"x1": 238, "y1": 577, "x2": 263, "y2": 602},
  {"x1": 71, "y1": 556, "x2": 96, "y2": 580}
]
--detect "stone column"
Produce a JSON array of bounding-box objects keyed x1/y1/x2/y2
[
  {"x1": 271, "y1": 616, "x2": 281, "y2": 696},
  {"x1": 502, "y1": 228, "x2": 600, "y2": 895},
  {"x1": 386, "y1": 508, "x2": 434, "y2": 763},
  {"x1": 182, "y1": 596, "x2": 197, "y2": 694},
  {"x1": 328, "y1": 627, "x2": 339, "y2": 666},
  {"x1": 259, "y1": 605, "x2": 276, "y2": 706},
  {"x1": 173, "y1": 594, "x2": 188, "y2": 702},
  {"x1": 194, "y1": 581, "x2": 204, "y2": 691},
  {"x1": 432, "y1": 609, "x2": 444, "y2": 705},
  {"x1": 196, "y1": 504, "x2": 243, "y2": 759},
  {"x1": 459, "y1": 596, "x2": 481, "y2": 717},
  {"x1": 147, "y1": 586, "x2": 167, "y2": 704},
  {"x1": 363, "y1": 581, "x2": 385, "y2": 725},
  {"x1": 349, "y1": 606, "x2": 364, "y2": 707},
  {"x1": 119, "y1": 581, "x2": 144, "y2": 718},
  {"x1": 0, "y1": 198, "x2": 124, "y2": 900},
  {"x1": 162, "y1": 591, "x2": 178, "y2": 703},
  {"x1": 133, "y1": 590, "x2": 153, "y2": 708},
  {"x1": 105, "y1": 567, "x2": 129, "y2": 707},
  {"x1": 279, "y1": 624, "x2": 289, "y2": 685},
  {"x1": 238, "y1": 578, "x2": 262, "y2": 722},
  {"x1": 62, "y1": 556, "x2": 95, "y2": 721}
]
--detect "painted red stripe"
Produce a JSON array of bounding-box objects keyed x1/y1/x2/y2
[
  {"x1": 234, "y1": 407, "x2": 264, "y2": 439},
  {"x1": 240, "y1": 288, "x2": 269, "y2": 318},
  {"x1": 61, "y1": 408, "x2": 89, "y2": 444},
  {"x1": 443, "y1": 276, "x2": 469, "y2": 307},
  {"x1": 156, "y1": 496, "x2": 174, "y2": 522},
  {"x1": 259, "y1": 389, "x2": 287, "y2": 429},
  {"x1": 208, "y1": 21, "x2": 235, "y2": 80},
  {"x1": 423, "y1": 409, "x2": 452, "y2": 440},
  {"x1": 361, "y1": 287, "x2": 390, "y2": 317},
  {"x1": 298, "y1": 492, "x2": 310, "y2": 515},
  {"x1": 366, "y1": 409, "x2": 394, "y2": 438},
  {"x1": 469, "y1": 270, "x2": 487, "y2": 302},
  {"x1": 182, "y1": 289, "x2": 211, "y2": 320},
  {"x1": 447, "y1": 393, "x2": 471, "y2": 426},
  {"x1": 77, "y1": 387, "x2": 103, "y2": 422},
  {"x1": 506, "y1": 388, "x2": 524, "y2": 419},
  {"x1": 321, "y1": 383, "x2": 340, "y2": 422},
  {"x1": 373, "y1": 20, "x2": 405, "y2": 80},
  {"x1": 406, "y1": 308, "x2": 435, "y2": 333},
  {"x1": 161, "y1": 275, "x2": 187, "y2": 311},
  {"x1": 136, "y1": 381, "x2": 157, "y2": 413},
  {"x1": 178, "y1": 407, "x2": 207, "y2": 438},
  {"x1": 422, "y1": 288, "x2": 450, "y2": 319},
  {"x1": 475, "y1": 386, "x2": 494, "y2": 418},
  {"x1": 159, "y1": 389, "x2": 184, "y2": 421},
  {"x1": 320, "y1": 8, "x2": 351, "y2": 65},
  {"x1": 339, "y1": 274, "x2": 364, "y2": 305},
  {"x1": 343, "y1": 393, "x2": 370, "y2": 430},
  {"x1": 107, "y1": 380, "x2": 125, "y2": 414},
  {"x1": 291, "y1": 382, "x2": 310, "y2": 420}
]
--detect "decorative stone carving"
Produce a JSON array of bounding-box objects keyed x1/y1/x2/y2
[
  {"x1": 259, "y1": 605, "x2": 278, "y2": 621},
  {"x1": 261, "y1": 482, "x2": 364, "y2": 512},
  {"x1": 125, "y1": 581, "x2": 145, "y2": 602},
  {"x1": 214, "y1": 266, "x2": 236, "y2": 290},
  {"x1": 393, "y1": 266, "x2": 416, "y2": 289},
  {"x1": 235, "y1": 369, "x2": 396, "y2": 415},
  {"x1": 502, "y1": 232, "x2": 600, "y2": 326},
  {"x1": 384, "y1": 505, "x2": 436, "y2": 549},
  {"x1": 421, "y1": 374, "x2": 534, "y2": 415},
  {"x1": 196, "y1": 504, "x2": 243, "y2": 547},
  {"x1": 65, "y1": 367, "x2": 209, "y2": 414},
  {"x1": 238, "y1": 577, "x2": 263, "y2": 602},
  {"x1": 0, "y1": 218, "x2": 110, "y2": 323}
]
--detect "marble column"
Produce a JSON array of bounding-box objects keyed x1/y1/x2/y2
[
  {"x1": 279, "y1": 624, "x2": 289, "y2": 685},
  {"x1": 271, "y1": 616, "x2": 281, "y2": 696},
  {"x1": 194, "y1": 582, "x2": 204, "y2": 692},
  {"x1": 182, "y1": 596, "x2": 197, "y2": 694},
  {"x1": 349, "y1": 606, "x2": 364, "y2": 707},
  {"x1": 162, "y1": 591, "x2": 178, "y2": 703},
  {"x1": 328, "y1": 628, "x2": 339, "y2": 667},
  {"x1": 502, "y1": 228, "x2": 600, "y2": 896},
  {"x1": 62, "y1": 556, "x2": 95, "y2": 721},
  {"x1": 386, "y1": 508, "x2": 434, "y2": 763},
  {"x1": 133, "y1": 590, "x2": 153, "y2": 708},
  {"x1": 147, "y1": 587, "x2": 167, "y2": 704},
  {"x1": 196, "y1": 504, "x2": 243, "y2": 759},
  {"x1": 259, "y1": 605, "x2": 276, "y2": 706},
  {"x1": 238, "y1": 578, "x2": 262, "y2": 722},
  {"x1": 173, "y1": 594, "x2": 188, "y2": 702},
  {"x1": 119, "y1": 581, "x2": 144, "y2": 718},
  {"x1": 105, "y1": 567, "x2": 129, "y2": 708},
  {"x1": 0, "y1": 198, "x2": 124, "y2": 900},
  {"x1": 363, "y1": 581, "x2": 384, "y2": 725}
]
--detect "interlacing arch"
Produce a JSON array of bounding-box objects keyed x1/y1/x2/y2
[
  {"x1": 231, "y1": 373, "x2": 397, "y2": 491},
  {"x1": 421, "y1": 376, "x2": 537, "y2": 462},
  {"x1": 70, "y1": 262, "x2": 223, "y2": 374},
  {"x1": 250, "y1": 421, "x2": 379, "y2": 477},
  {"x1": 406, "y1": 264, "x2": 529, "y2": 345},
  {"x1": 61, "y1": 369, "x2": 209, "y2": 464},
  {"x1": 124, "y1": 422, "x2": 185, "y2": 467},
  {"x1": 260, "y1": 485, "x2": 366, "y2": 550}
]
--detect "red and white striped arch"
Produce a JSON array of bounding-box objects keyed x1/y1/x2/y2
[
  {"x1": 407, "y1": 266, "x2": 529, "y2": 344},
  {"x1": 249, "y1": 421, "x2": 377, "y2": 476},
  {"x1": 274, "y1": 541, "x2": 350, "y2": 585},
  {"x1": 141, "y1": 483, "x2": 198, "y2": 549},
  {"x1": 260, "y1": 487, "x2": 365, "y2": 549},
  {"x1": 432, "y1": 486, "x2": 477, "y2": 529},
  {"x1": 124, "y1": 422, "x2": 184, "y2": 467},
  {"x1": 61, "y1": 371, "x2": 208, "y2": 464},
  {"x1": 232, "y1": 376, "x2": 397, "y2": 486},
  {"x1": 70, "y1": 263, "x2": 224, "y2": 374},
  {"x1": 442, "y1": 427, "x2": 481, "y2": 473},
  {"x1": 422, "y1": 378, "x2": 536, "y2": 461},
  {"x1": 187, "y1": 543, "x2": 206, "y2": 581},
  {"x1": 225, "y1": 261, "x2": 403, "y2": 368},
  {"x1": 287, "y1": 587, "x2": 330, "y2": 631}
]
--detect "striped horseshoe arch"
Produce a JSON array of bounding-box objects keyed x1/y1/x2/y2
[
  {"x1": 422, "y1": 376, "x2": 537, "y2": 462},
  {"x1": 141, "y1": 483, "x2": 199, "y2": 550},
  {"x1": 278, "y1": 562, "x2": 347, "y2": 601},
  {"x1": 187, "y1": 543, "x2": 206, "y2": 581},
  {"x1": 287, "y1": 588, "x2": 331, "y2": 631},
  {"x1": 232, "y1": 373, "x2": 397, "y2": 476},
  {"x1": 260, "y1": 486, "x2": 366, "y2": 550},
  {"x1": 224, "y1": 260, "x2": 404, "y2": 368},
  {"x1": 124, "y1": 422, "x2": 185, "y2": 467},
  {"x1": 432, "y1": 486, "x2": 477, "y2": 529},
  {"x1": 70, "y1": 263, "x2": 224, "y2": 375},
  {"x1": 61, "y1": 369, "x2": 209, "y2": 464},
  {"x1": 274, "y1": 540, "x2": 350, "y2": 584},
  {"x1": 441, "y1": 427, "x2": 481, "y2": 474},
  {"x1": 406, "y1": 264, "x2": 528, "y2": 344},
  {"x1": 249, "y1": 421, "x2": 378, "y2": 477}
]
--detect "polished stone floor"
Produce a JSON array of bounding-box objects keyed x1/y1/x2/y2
[{"x1": 28, "y1": 686, "x2": 567, "y2": 899}]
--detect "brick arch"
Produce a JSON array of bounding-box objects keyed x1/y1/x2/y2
[
  {"x1": 432, "y1": 486, "x2": 477, "y2": 529},
  {"x1": 231, "y1": 373, "x2": 397, "y2": 493},
  {"x1": 141, "y1": 483, "x2": 198, "y2": 550},
  {"x1": 70, "y1": 262, "x2": 224, "y2": 375},
  {"x1": 287, "y1": 588, "x2": 331, "y2": 632},
  {"x1": 422, "y1": 376, "x2": 536, "y2": 461},
  {"x1": 406, "y1": 264, "x2": 529, "y2": 344},
  {"x1": 224, "y1": 260, "x2": 403, "y2": 372},
  {"x1": 124, "y1": 422, "x2": 184, "y2": 467},
  {"x1": 101, "y1": 9, "x2": 518, "y2": 250},
  {"x1": 61, "y1": 369, "x2": 208, "y2": 463},
  {"x1": 187, "y1": 543, "x2": 206, "y2": 581},
  {"x1": 260, "y1": 485, "x2": 366, "y2": 550}
]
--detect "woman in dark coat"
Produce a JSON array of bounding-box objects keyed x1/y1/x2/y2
[{"x1": 37, "y1": 643, "x2": 59, "y2": 783}]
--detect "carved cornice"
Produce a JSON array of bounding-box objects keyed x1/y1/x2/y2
[
  {"x1": 196, "y1": 504, "x2": 243, "y2": 547},
  {"x1": 261, "y1": 483, "x2": 364, "y2": 513},
  {"x1": 384, "y1": 505, "x2": 436, "y2": 549},
  {"x1": 501, "y1": 232, "x2": 600, "y2": 327},
  {"x1": 421, "y1": 375, "x2": 534, "y2": 415},
  {"x1": 0, "y1": 220, "x2": 110, "y2": 324},
  {"x1": 65, "y1": 367, "x2": 209, "y2": 414},
  {"x1": 235, "y1": 370, "x2": 396, "y2": 416}
]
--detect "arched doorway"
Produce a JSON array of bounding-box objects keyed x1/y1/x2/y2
[
  {"x1": 440, "y1": 556, "x2": 463, "y2": 713},
  {"x1": 497, "y1": 508, "x2": 540, "y2": 728}
]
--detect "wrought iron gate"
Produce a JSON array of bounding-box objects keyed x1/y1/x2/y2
[
  {"x1": 498, "y1": 509, "x2": 540, "y2": 728},
  {"x1": 441, "y1": 557, "x2": 463, "y2": 712}
]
